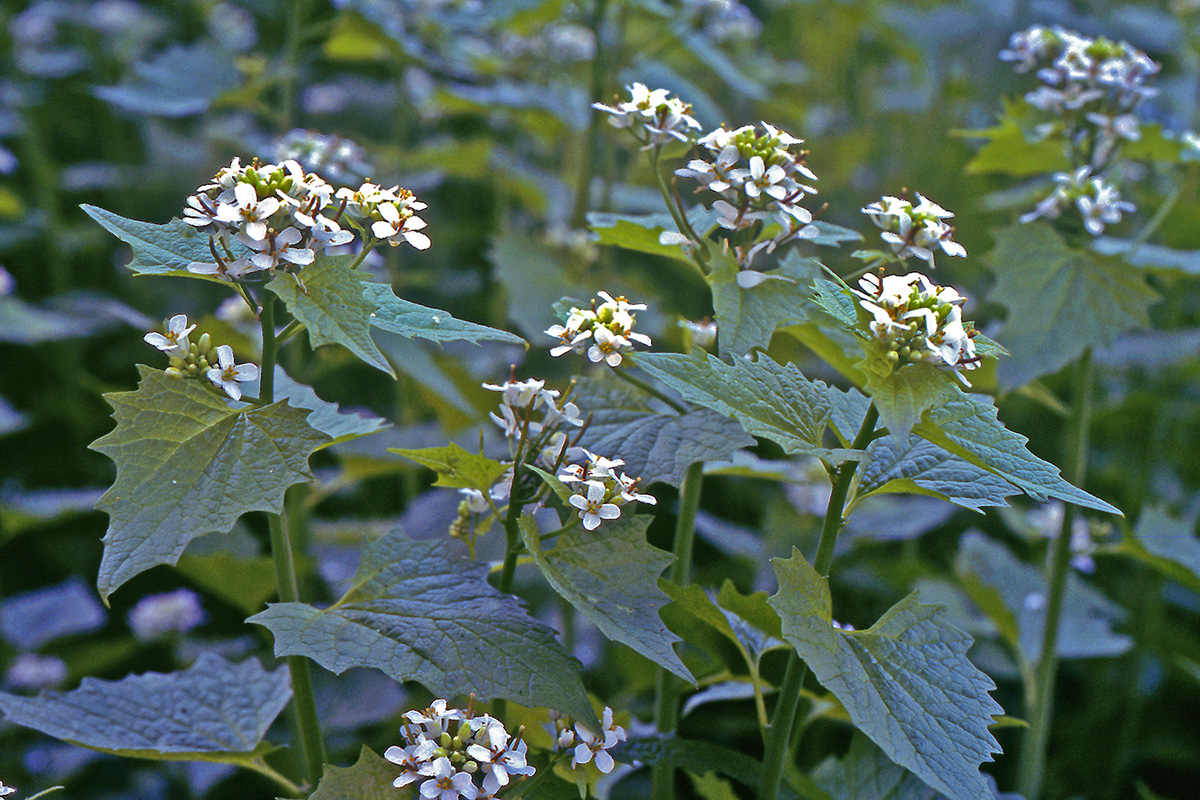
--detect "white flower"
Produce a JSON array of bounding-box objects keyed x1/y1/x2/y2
[
  {"x1": 127, "y1": 588, "x2": 206, "y2": 640},
  {"x1": 215, "y1": 181, "x2": 281, "y2": 241},
  {"x1": 372, "y1": 197, "x2": 432, "y2": 250},
  {"x1": 569, "y1": 480, "x2": 621, "y2": 530},
  {"x1": 862, "y1": 193, "x2": 965, "y2": 266},
  {"x1": 144, "y1": 314, "x2": 196, "y2": 356},
  {"x1": 592, "y1": 83, "x2": 700, "y2": 147},
  {"x1": 206, "y1": 345, "x2": 259, "y2": 401},
  {"x1": 0, "y1": 780, "x2": 15, "y2": 797},
  {"x1": 5, "y1": 653, "x2": 68, "y2": 690},
  {"x1": 244, "y1": 226, "x2": 315, "y2": 272},
  {"x1": 570, "y1": 707, "x2": 627, "y2": 774},
  {"x1": 418, "y1": 756, "x2": 478, "y2": 800}
]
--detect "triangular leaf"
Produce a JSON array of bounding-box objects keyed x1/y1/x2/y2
[
  {"x1": 858, "y1": 435, "x2": 1020, "y2": 512},
  {"x1": 710, "y1": 251, "x2": 822, "y2": 357},
  {"x1": 307, "y1": 746, "x2": 406, "y2": 800},
  {"x1": 1115, "y1": 506, "x2": 1200, "y2": 594},
  {"x1": 813, "y1": 734, "x2": 939, "y2": 800},
  {"x1": 390, "y1": 443, "x2": 509, "y2": 491},
  {"x1": 571, "y1": 375, "x2": 753, "y2": 486},
  {"x1": 249, "y1": 530, "x2": 593, "y2": 722},
  {"x1": 267, "y1": 256, "x2": 395, "y2": 376},
  {"x1": 81, "y1": 204, "x2": 247, "y2": 281},
  {"x1": 0, "y1": 653, "x2": 289, "y2": 759},
  {"x1": 587, "y1": 210, "x2": 703, "y2": 264},
  {"x1": 519, "y1": 514, "x2": 693, "y2": 682},
  {"x1": 986, "y1": 222, "x2": 1158, "y2": 388},
  {"x1": 861, "y1": 361, "x2": 959, "y2": 444},
  {"x1": 90, "y1": 367, "x2": 329, "y2": 599},
  {"x1": 769, "y1": 550, "x2": 1003, "y2": 800},
  {"x1": 362, "y1": 283, "x2": 525, "y2": 346},
  {"x1": 958, "y1": 99, "x2": 1070, "y2": 177},
  {"x1": 916, "y1": 386, "x2": 1119, "y2": 515},
  {"x1": 267, "y1": 367, "x2": 388, "y2": 447}
]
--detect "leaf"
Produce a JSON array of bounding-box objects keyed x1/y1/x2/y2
[
  {"x1": 362, "y1": 283, "x2": 525, "y2": 346},
  {"x1": 986, "y1": 222, "x2": 1158, "y2": 388},
  {"x1": 519, "y1": 514, "x2": 693, "y2": 682},
  {"x1": 0, "y1": 577, "x2": 107, "y2": 650},
  {"x1": 0, "y1": 654, "x2": 290, "y2": 760},
  {"x1": 1091, "y1": 237, "x2": 1200, "y2": 279},
  {"x1": 1115, "y1": 506, "x2": 1200, "y2": 595},
  {"x1": 249, "y1": 530, "x2": 593, "y2": 722},
  {"x1": 632, "y1": 349, "x2": 857, "y2": 464},
  {"x1": 810, "y1": 278, "x2": 860, "y2": 330},
  {"x1": 806, "y1": 220, "x2": 865, "y2": 247},
  {"x1": 92, "y1": 43, "x2": 241, "y2": 117},
  {"x1": 489, "y1": 231, "x2": 579, "y2": 339},
  {"x1": 81, "y1": 205, "x2": 246, "y2": 280},
  {"x1": 570, "y1": 375, "x2": 753, "y2": 486},
  {"x1": 175, "y1": 551, "x2": 278, "y2": 615},
  {"x1": 956, "y1": 532, "x2": 1131, "y2": 663},
  {"x1": 307, "y1": 746, "x2": 407, "y2": 800},
  {"x1": 916, "y1": 386, "x2": 1120, "y2": 515},
  {"x1": 587, "y1": 211, "x2": 699, "y2": 264},
  {"x1": 858, "y1": 435, "x2": 1020, "y2": 512},
  {"x1": 265, "y1": 367, "x2": 389, "y2": 447},
  {"x1": 267, "y1": 257, "x2": 395, "y2": 377},
  {"x1": 958, "y1": 100, "x2": 1070, "y2": 177},
  {"x1": 769, "y1": 550, "x2": 1003, "y2": 800},
  {"x1": 0, "y1": 296, "x2": 90, "y2": 343},
  {"x1": 813, "y1": 735, "x2": 938, "y2": 800},
  {"x1": 861, "y1": 361, "x2": 959, "y2": 444},
  {"x1": 90, "y1": 367, "x2": 329, "y2": 599},
  {"x1": 710, "y1": 251, "x2": 824, "y2": 357},
  {"x1": 389, "y1": 442, "x2": 509, "y2": 491}
]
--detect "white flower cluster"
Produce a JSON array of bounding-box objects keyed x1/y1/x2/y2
[
  {"x1": 482, "y1": 377, "x2": 583, "y2": 442},
  {"x1": 558, "y1": 448, "x2": 656, "y2": 530},
  {"x1": 861, "y1": 193, "x2": 966, "y2": 267},
  {"x1": 551, "y1": 706, "x2": 628, "y2": 774},
  {"x1": 545, "y1": 291, "x2": 652, "y2": 367},
  {"x1": 679, "y1": 0, "x2": 761, "y2": 43},
  {"x1": 592, "y1": 83, "x2": 701, "y2": 149},
  {"x1": 676, "y1": 122, "x2": 819, "y2": 273},
  {"x1": 270, "y1": 129, "x2": 372, "y2": 187},
  {"x1": 1018, "y1": 165, "x2": 1135, "y2": 235},
  {"x1": 182, "y1": 157, "x2": 429, "y2": 280},
  {"x1": 384, "y1": 700, "x2": 533, "y2": 799},
  {"x1": 145, "y1": 314, "x2": 259, "y2": 401},
  {"x1": 0, "y1": 779, "x2": 14, "y2": 797},
  {"x1": 852, "y1": 272, "x2": 980, "y2": 385},
  {"x1": 127, "y1": 588, "x2": 205, "y2": 641}
]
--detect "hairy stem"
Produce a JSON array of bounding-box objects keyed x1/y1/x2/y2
[
  {"x1": 1017, "y1": 349, "x2": 1093, "y2": 799},
  {"x1": 651, "y1": 460, "x2": 705, "y2": 800},
  {"x1": 758, "y1": 403, "x2": 879, "y2": 800},
  {"x1": 261, "y1": 295, "x2": 326, "y2": 786}
]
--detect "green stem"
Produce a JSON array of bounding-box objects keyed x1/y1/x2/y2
[
  {"x1": 1016, "y1": 349, "x2": 1093, "y2": 800},
  {"x1": 280, "y1": 0, "x2": 311, "y2": 131},
  {"x1": 649, "y1": 149, "x2": 708, "y2": 276},
  {"x1": 570, "y1": 0, "x2": 609, "y2": 229},
  {"x1": 261, "y1": 295, "x2": 326, "y2": 787},
  {"x1": 493, "y1": 490, "x2": 527, "y2": 725},
  {"x1": 613, "y1": 365, "x2": 687, "y2": 413},
  {"x1": 651, "y1": 461, "x2": 705, "y2": 800},
  {"x1": 759, "y1": 404, "x2": 879, "y2": 800}
]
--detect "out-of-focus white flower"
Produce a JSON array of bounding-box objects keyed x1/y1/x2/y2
[
  {"x1": 144, "y1": 314, "x2": 196, "y2": 357},
  {"x1": 5, "y1": 653, "x2": 68, "y2": 691},
  {"x1": 127, "y1": 588, "x2": 206, "y2": 640},
  {"x1": 861, "y1": 193, "x2": 965, "y2": 266},
  {"x1": 1019, "y1": 167, "x2": 1135, "y2": 235},
  {"x1": 1029, "y1": 501, "x2": 1097, "y2": 573},
  {"x1": 593, "y1": 83, "x2": 701, "y2": 148},
  {"x1": 206, "y1": 345, "x2": 259, "y2": 401}
]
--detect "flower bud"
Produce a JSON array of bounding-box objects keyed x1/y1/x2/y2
[
  {"x1": 165, "y1": 367, "x2": 185, "y2": 379},
  {"x1": 198, "y1": 333, "x2": 211, "y2": 352}
]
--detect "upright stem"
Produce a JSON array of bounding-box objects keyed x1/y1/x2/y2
[
  {"x1": 1017, "y1": 349, "x2": 1093, "y2": 800},
  {"x1": 651, "y1": 461, "x2": 705, "y2": 800},
  {"x1": 493, "y1": 487, "x2": 527, "y2": 725},
  {"x1": 570, "y1": 0, "x2": 609, "y2": 228},
  {"x1": 759, "y1": 404, "x2": 878, "y2": 800},
  {"x1": 280, "y1": 0, "x2": 311, "y2": 131},
  {"x1": 261, "y1": 294, "x2": 326, "y2": 786}
]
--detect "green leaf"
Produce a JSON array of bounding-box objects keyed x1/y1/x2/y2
[
  {"x1": 175, "y1": 551, "x2": 278, "y2": 615},
  {"x1": 489, "y1": 231, "x2": 579, "y2": 338},
  {"x1": 769, "y1": 550, "x2": 1003, "y2": 800},
  {"x1": 267, "y1": 367, "x2": 388, "y2": 447},
  {"x1": 0, "y1": 654, "x2": 289, "y2": 760},
  {"x1": 362, "y1": 283, "x2": 525, "y2": 346},
  {"x1": 813, "y1": 734, "x2": 939, "y2": 800},
  {"x1": 986, "y1": 222, "x2": 1158, "y2": 388},
  {"x1": 810, "y1": 278, "x2": 860, "y2": 330},
  {"x1": 389, "y1": 442, "x2": 509, "y2": 491},
  {"x1": 90, "y1": 367, "x2": 329, "y2": 599},
  {"x1": 92, "y1": 43, "x2": 241, "y2": 117},
  {"x1": 858, "y1": 435, "x2": 1020, "y2": 512},
  {"x1": 587, "y1": 210, "x2": 702, "y2": 264},
  {"x1": 956, "y1": 532, "x2": 1131, "y2": 663},
  {"x1": 81, "y1": 205, "x2": 247, "y2": 281},
  {"x1": 861, "y1": 361, "x2": 959, "y2": 444},
  {"x1": 915, "y1": 386, "x2": 1120, "y2": 515},
  {"x1": 710, "y1": 251, "x2": 824, "y2": 357},
  {"x1": 249, "y1": 530, "x2": 593, "y2": 722},
  {"x1": 1114, "y1": 506, "x2": 1200, "y2": 595},
  {"x1": 571, "y1": 375, "x2": 753, "y2": 486},
  {"x1": 519, "y1": 514, "x2": 693, "y2": 682},
  {"x1": 267, "y1": 257, "x2": 395, "y2": 376},
  {"x1": 632, "y1": 349, "x2": 858, "y2": 464},
  {"x1": 958, "y1": 100, "x2": 1070, "y2": 177},
  {"x1": 307, "y1": 746, "x2": 407, "y2": 800},
  {"x1": 806, "y1": 221, "x2": 865, "y2": 247},
  {"x1": 1091, "y1": 237, "x2": 1200, "y2": 279}
]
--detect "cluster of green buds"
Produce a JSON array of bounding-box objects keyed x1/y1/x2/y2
[
  {"x1": 145, "y1": 315, "x2": 259, "y2": 401},
  {"x1": 852, "y1": 272, "x2": 982, "y2": 385},
  {"x1": 545, "y1": 291, "x2": 652, "y2": 367}
]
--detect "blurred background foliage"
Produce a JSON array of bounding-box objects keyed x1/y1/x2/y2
[{"x1": 1, "y1": 1, "x2": 1200, "y2": 799}]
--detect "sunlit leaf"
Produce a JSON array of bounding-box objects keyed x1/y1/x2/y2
[
  {"x1": 770, "y1": 550, "x2": 1002, "y2": 800},
  {"x1": 958, "y1": 100, "x2": 1070, "y2": 177},
  {"x1": 389, "y1": 442, "x2": 509, "y2": 491},
  {"x1": 90, "y1": 367, "x2": 329, "y2": 599},
  {"x1": 249, "y1": 530, "x2": 593, "y2": 722},
  {"x1": 307, "y1": 746, "x2": 406, "y2": 800},
  {"x1": 858, "y1": 435, "x2": 1020, "y2": 512}
]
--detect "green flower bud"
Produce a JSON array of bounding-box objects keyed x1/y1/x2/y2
[
  {"x1": 165, "y1": 367, "x2": 185, "y2": 379},
  {"x1": 197, "y1": 333, "x2": 211, "y2": 352}
]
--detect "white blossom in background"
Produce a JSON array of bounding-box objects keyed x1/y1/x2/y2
[
  {"x1": 4, "y1": 653, "x2": 68, "y2": 691},
  {"x1": 0, "y1": 779, "x2": 14, "y2": 797},
  {"x1": 593, "y1": 83, "x2": 701, "y2": 149},
  {"x1": 143, "y1": 314, "x2": 196, "y2": 357},
  {"x1": 128, "y1": 588, "x2": 206, "y2": 640},
  {"x1": 558, "y1": 448, "x2": 655, "y2": 531},
  {"x1": 483, "y1": 377, "x2": 582, "y2": 440},
  {"x1": 1018, "y1": 166, "x2": 1135, "y2": 235},
  {"x1": 545, "y1": 291, "x2": 652, "y2": 366},
  {"x1": 852, "y1": 272, "x2": 981, "y2": 385},
  {"x1": 383, "y1": 700, "x2": 534, "y2": 798},
  {"x1": 271, "y1": 129, "x2": 372, "y2": 187},
  {"x1": 0, "y1": 265, "x2": 14, "y2": 296},
  {"x1": 861, "y1": 193, "x2": 966, "y2": 267},
  {"x1": 206, "y1": 345, "x2": 259, "y2": 401},
  {"x1": 676, "y1": 121, "x2": 819, "y2": 274},
  {"x1": 553, "y1": 706, "x2": 628, "y2": 774},
  {"x1": 1029, "y1": 501, "x2": 1098, "y2": 573}
]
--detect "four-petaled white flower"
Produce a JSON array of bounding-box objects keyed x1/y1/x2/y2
[
  {"x1": 206, "y1": 345, "x2": 259, "y2": 401},
  {"x1": 418, "y1": 756, "x2": 479, "y2": 800},
  {"x1": 570, "y1": 707, "x2": 628, "y2": 774},
  {"x1": 569, "y1": 480, "x2": 622, "y2": 530},
  {"x1": 144, "y1": 314, "x2": 196, "y2": 357},
  {"x1": 0, "y1": 779, "x2": 15, "y2": 797},
  {"x1": 862, "y1": 193, "x2": 966, "y2": 266},
  {"x1": 372, "y1": 196, "x2": 432, "y2": 250},
  {"x1": 216, "y1": 181, "x2": 281, "y2": 242}
]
